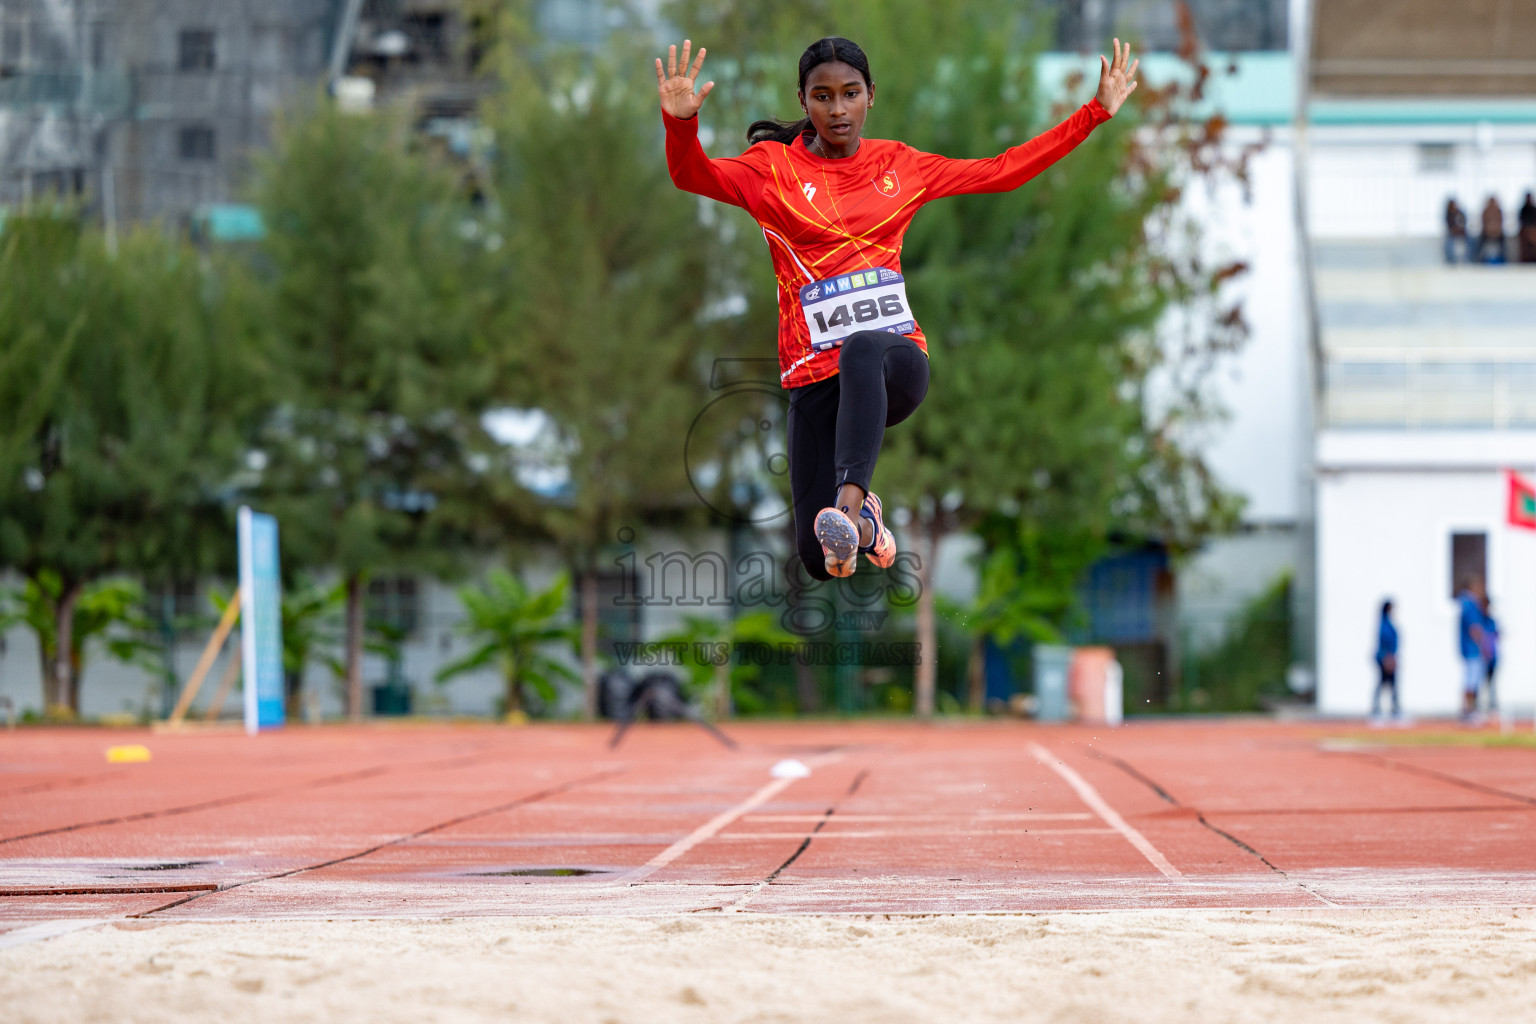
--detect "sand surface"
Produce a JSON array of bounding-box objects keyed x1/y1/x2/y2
[{"x1": 5, "y1": 910, "x2": 1536, "y2": 1022}]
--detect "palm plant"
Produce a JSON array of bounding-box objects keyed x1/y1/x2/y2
[
  {"x1": 657, "y1": 612, "x2": 798, "y2": 718},
  {"x1": 437, "y1": 570, "x2": 578, "y2": 719},
  {"x1": 281, "y1": 578, "x2": 347, "y2": 717},
  {"x1": 0, "y1": 570, "x2": 157, "y2": 716}
]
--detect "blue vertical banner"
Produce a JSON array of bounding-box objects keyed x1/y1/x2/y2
[{"x1": 238, "y1": 506, "x2": 285, "y2": 734}]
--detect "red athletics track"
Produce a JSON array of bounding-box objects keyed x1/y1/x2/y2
[{"x1": 3, "y1": 719, "x2": 1536, "y2": 931}]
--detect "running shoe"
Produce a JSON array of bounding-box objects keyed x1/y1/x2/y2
[
  {"x1": 859, "y1": 491, "x2": 897, "y2": 569},
  {"x1": 814, "y1": 506, "x2": 861, "y2": 578}
]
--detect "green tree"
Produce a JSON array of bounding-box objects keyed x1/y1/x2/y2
[
  {"x1": 941, "y1": 518, "x2": 1104, "y2": 710},
  {"x1": 0, "y1": 573, "x2": 158, "y2": 715},
  {"x1": 665, "y1": 1, "x2": 1248, "y2": 715},
  {"x1": 250, "y1": 100, "x2": 500, "y2": 720},
  {"x1": 0, "y1": 215, "x2": 253, "y2": 714},
  {"x1": 437, "y1": 569, "x2": 579, "y2": 718},
  {"x1": 474, "y1": 29, "x2": 728, "y2": 716}
]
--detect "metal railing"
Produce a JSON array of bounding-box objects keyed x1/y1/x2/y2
[
  {"x1": 1326, "y1": 359, "x2": 1536, "y2": 429},
  {"x1": 0, "y1": 71, "x2": 131, "y2": 113}
]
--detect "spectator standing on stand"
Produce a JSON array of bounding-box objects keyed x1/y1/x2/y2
[
  {"x1": 1481, "y1": 596, "x2": 1500, "y2": 714},
  {"x1": 1373, "y1": 599, "x2": 1400, "y2": 720},
  {"x1": 1445, "y1": 198, "x2": 1468, "y2": 264},
  {"x1": 1479, "y1": 196, "x2": 1507, "y2": 264},
  {"x1": 1518, "y1": 192, "x2": 1536, "y2": 264},
  {"x1": 1457, "y1": 578, "x2": 1488, "y2": 722}
]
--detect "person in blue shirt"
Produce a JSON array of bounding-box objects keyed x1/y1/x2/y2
[
  {"x1": 1376, "y1": 601, "x2": 1400, "y2": 721},
  {"x1": 1457, "y1": 578, "x2": 1487, "y2": 722},
  {"x1": 1480, "y1": 595, "x2": 1500, "y2": 714},
  {"x1": 1373, "y1": 599, "x2": 1399, "y2": 719}
]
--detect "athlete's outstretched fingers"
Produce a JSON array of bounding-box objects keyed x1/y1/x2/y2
[
  {"x1": 667, "y1": 43, "x2": 677, "y2": 79},
  {"x1": 679, "y1": 39, "x2": 692, "y2": 79},
  {"x1": 1127, "y1": 57, "x2": 1139, "y2": 82},
  {"x1": 690, "y1": 45, "x2": 707, "y2": 80},
  {"x1": 1113, "y1": 37, "x2": 1121, "y2": 70},
  {"x1": 655, "y1": 57, "x2": 666, "y2": 89},
  {"x1": 697, "y1": 80, "x2": 714, "y2": 101}
]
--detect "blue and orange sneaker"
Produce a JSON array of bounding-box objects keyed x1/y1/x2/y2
[
  {"x1": 859, "y1": 491, "x2": 897, "y2": 568},
  {"x1": 814, "y1": 506, "x2": 861, "y2": 577}
]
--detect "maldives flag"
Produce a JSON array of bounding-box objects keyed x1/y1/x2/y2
[{"x1": 1509, "y1": 470, "x2": 1536, "y2": 530}]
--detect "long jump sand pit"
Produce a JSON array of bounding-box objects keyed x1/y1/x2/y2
[
  {"x1": 7, "y1": 910, "x2": 1536, "y2": 1023},
  {"x1": 6, "y1": 720, "x2": 1536, "y2": 1019}
]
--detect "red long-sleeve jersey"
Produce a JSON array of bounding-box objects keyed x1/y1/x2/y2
[{"x1": 664, "y1": 99, "x2": 1111, "y2": 388}]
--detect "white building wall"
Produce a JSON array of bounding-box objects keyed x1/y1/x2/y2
[
  {"x1": 1305, "y1": 109, "x2": 1536, "y2": 713},
  {"x1": 1159, "y1": 133, "x2": 1309, "y2": 654},
  {"x1": 1315, "y1": 432, "x2": 1536, "y2": 716},
  {"x1": 1184, "y1": 136, "x2": 1308, "y2": 525}
]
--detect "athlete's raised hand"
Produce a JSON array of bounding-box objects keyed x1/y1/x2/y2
[
  {"x1": 1095, "y1": 38, "x2": 1139, "y2": 116},
  {"x1": 656, "y1": 39, "x2": 713, "y2": 120}
]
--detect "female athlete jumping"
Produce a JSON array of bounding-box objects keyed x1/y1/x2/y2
[{"x1": 657, "y1": 36, "x2": 1138, "y2": 580}]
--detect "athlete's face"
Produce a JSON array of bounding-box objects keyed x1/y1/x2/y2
[{"x1": 799, "y1": 61, "x2": 872, "y2": 157}]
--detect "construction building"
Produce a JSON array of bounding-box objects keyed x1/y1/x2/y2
[{"x1": 0, "y1": 0, "x2": 476, "y2": 229}]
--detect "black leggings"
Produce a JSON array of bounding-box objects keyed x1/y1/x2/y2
[{"x1": 787, "y1": 332, "x2": 930, "y2": 581}]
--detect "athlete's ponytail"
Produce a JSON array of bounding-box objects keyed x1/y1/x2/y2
[
  {"x1": 745, "y1": 115, "x2": 814, "y2": 147},
  {"x1": 746, "y1": 36, "x2": 873, "y2": 146}
]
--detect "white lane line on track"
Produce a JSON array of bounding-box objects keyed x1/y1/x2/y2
[
  {"x1": 744, "y1": 812, "x2": 1095, "y2": 822},
  {"x1": 0, "y1": 918, "x2": 109, "y2": 951},
  {"x1": 1029, "y1": 742, "x2": 1184, "y2": 880},
  {"x1": 624, "y1": 776, "x2": 800, "y2": 885},
  {"x1": 715, "y1": 829, "x2": 1118, "y2": 839}
]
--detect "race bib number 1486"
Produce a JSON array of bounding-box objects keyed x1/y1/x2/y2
[{"x1": 798, "y1": 267, "x2": 916, "y2": 352}]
